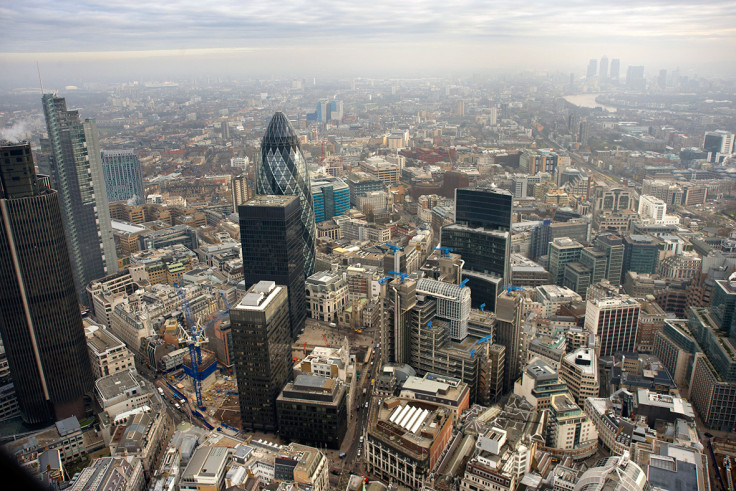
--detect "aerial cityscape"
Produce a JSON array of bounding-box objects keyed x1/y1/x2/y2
[{"x1": 1, "y1": 2, "x2": 736, "y2": 491}]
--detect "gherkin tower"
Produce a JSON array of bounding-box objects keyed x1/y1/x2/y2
[{"x1": 256, "y1": 112, "x2": 316, "y2": 276}]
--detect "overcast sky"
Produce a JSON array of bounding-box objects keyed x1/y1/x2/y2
[{"x1": 1, "y1": 0, "x2": 734, "y2": 87}]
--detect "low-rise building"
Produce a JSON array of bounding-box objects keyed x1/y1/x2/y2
[
  {"x1": 305, "y1": 271, "x2": 348, "y2": 323},
  {"x1": 68, "y1": 456, "x2": 144, "y2": 491},
  {"x1": 399, "y1": 374, "x2": 471, "y2": 419},
  {"x1": 179, "y1": 445, "x2": 232, "y2": 491},
  {"x1": 86, "y1": 327, "x2": 136, "y2": 379},
  {"x1": 109, "y1": 410, "x2": 166, "y2": 472},
  {"x1": 95, "y1": 370, "x2": 152, "y2": 421}
]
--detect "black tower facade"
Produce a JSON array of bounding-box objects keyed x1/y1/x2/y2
[
  {"x1": 0, "y1": 142, "x2": 93, "y2": 424},
  {"x1": 239, "y1": 195, "x2": 307, "y2": 339},
  {"x1": 442, "y1": 187, "x2": 513, "y2": 312}
]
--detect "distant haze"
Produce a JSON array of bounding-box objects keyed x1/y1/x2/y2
[{"x1": 1, "y1": 0, "x2": 734, "y2": 87}]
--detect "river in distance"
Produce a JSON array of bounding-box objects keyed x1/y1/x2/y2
[{"x1": 563, "y1": 93, "x2": 617, "y2": 112}]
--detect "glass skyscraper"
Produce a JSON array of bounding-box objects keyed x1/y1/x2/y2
[
  {"x1": 256, "y1": 111, "x2": 316, "y2": 276},
  {"x1": 0, "y1": 143, "x2": 93, "y2": 424},
  {"x1": 42, "y1": 94, "x2": 117, "y2": 303},
  {"x1": 101, "y1": 149, "x2": 144, "y2": 203}
]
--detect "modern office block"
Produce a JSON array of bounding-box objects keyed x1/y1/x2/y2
[
  {"x1": 595, "y1": 232, "x2": 624, "y2": 284},
  {"x1": 585, "y1": 295, "x2": 640, "y2": 357},
  {"x1": 455, "y1": 187, "x2": 512, "y2": 232},
  {"x1": 101, "y1": 150, "x2": 144, "y2": 203},
  {"x1": 256, "y1": 111, "x2": 316, "y2": 277},
  {"x1": 0, "y1": 142, "x2": 93, "y2": 424},
  {"x1": 495, "y1": 290, "x2": 524, "y2": 392},
  {"x1": 239, "y1": 195, "x2": 306, "y2": 338},
  {"x1": 42, "y1": 93, "x2": 117, "y2": 303},
  {"x1": 622, "y1": 234, "x2": 660, "y2": 280},
  {"x1": 310, "y1": 176, "x2": 349, "y2": 223},
  {"x1": 549, "y1": 238, "x2": 584, "y2": 286},
  {"x1": 231, "y1": 281, "x2": 292, "y2": 432}
]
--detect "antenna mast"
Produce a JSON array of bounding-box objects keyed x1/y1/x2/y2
[{"x1": 36, "y1": 61, "x2": 45, "y2": 94}]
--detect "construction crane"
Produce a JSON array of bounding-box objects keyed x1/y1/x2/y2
[
  {"x1": 303, "y1": 342, "x2": 308, "y2": 357},
  {"x1": 377, "y1": 276, "x2": 393, "y2": 285},
  {"x1": 427, "y1": 320, "x2": 432, "y2": 330},
  {"x1": 434, "y1": 247, "x2": 453, "y2": 256},
  {"x1": 479, "y1": 303, "x2": 486, "y2": 312},
  {"x1": 502, "y1": 285, "x2": 526, "y2": 295},
  {"x1": 174, "y1": 284, "x2": 207, "y2": 410},
  {"x1": 384, "y1": 243, "x2": 402, "y2": 253},
  {"x1": 388, "y1": 270, "x2": 409, "y2": 283},
  {"x1": 459, "y1": 278, "x2": 470, "y2": 287},
  {"x1": 470, "y1": 334, "x2": 493, "y2": 359},
  {"x1": 322, "y1": 333, "x2": 329, "y2": 347}
]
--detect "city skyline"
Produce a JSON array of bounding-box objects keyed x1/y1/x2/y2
[{"x1": 1, "y1": 1, "x2": 735, "y2": 88}]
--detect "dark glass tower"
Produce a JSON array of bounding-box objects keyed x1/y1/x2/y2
[
  {"x1": 42, "y1": 94, "x2": 117, "y2": 304},
  {"x1": 231, "y1": 281, "x2": 292, "y2": 432},
  {"x1": 442, "y1": 187, "x2": 513, "y2": 311},
  {"x1": 256, "y1": 112, "x2": 316, "y2": 277},
  {"x1": 239, "y1": 195, "x2": 307, "y2": 339},
  {"x1": 0, "y1": 142, "x2": 93, "y2": 424}
]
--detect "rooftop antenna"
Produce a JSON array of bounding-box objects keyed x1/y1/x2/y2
[{"x1": 36, "y1": 61, "x2": 45, "y2": 94}]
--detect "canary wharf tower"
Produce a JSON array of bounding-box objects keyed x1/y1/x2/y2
[{"x1": 256, "y1": 112, "x2": 316, "y2": 276}]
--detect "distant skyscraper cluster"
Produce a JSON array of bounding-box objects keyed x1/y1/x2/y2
[{"x1": 586, "y1": 56, "x2": 621, "y2": 84}]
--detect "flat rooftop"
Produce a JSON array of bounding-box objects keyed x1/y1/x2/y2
[
  {"x1": 95, "y1": 370, "x2": 140, "y2": 401},
  {"x1": 242, "y1": 195, "x2": 297, "y2": 207}
]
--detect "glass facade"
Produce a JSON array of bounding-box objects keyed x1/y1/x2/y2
[
  {"x1": 455, "y1": 187, "x2": 513, "y2": 231},
  {"x1": 101, "y1": 150, "x2": 144, "y2": 203},
  {"x1": 239, "y1": 195, "x2": 307, "y2": 339},
  {"x1": 42, "y1": 94, "x2": 117, "y2": 303},
  {"x1": 0, "y1": 143, "x2": 93, "y2": 424},
  {"x1": 257, "y1": 112, "x2": 316, "y2": 276}
]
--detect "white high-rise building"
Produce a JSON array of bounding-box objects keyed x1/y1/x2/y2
[{"x1": 585, "y1": 295, "x2": 640, "y2": 357}]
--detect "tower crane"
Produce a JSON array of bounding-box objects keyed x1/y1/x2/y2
[{"x1": 174, "y1": 283, "x2": 208, "y2": 410}]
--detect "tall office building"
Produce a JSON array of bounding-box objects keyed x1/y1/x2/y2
[
  {"x1": 549, "y1": 237, "x2": 584, "y2": 286},
  {"x1": 0, "y1": 142, "x2": 93, "y2": 424},
  {"x1": 442, "y1": 187, "x2": 512, "y2": 311},
  {"x1": 585, "y1": 295, "x2": 640, "y2": 357},
  {"x1": 703, "y1": 130, "x2": 735, "y2": 164},
  {"x1": 101, "y1": 150, "x2": 144, "y2": 204},
  {"x1": 609, "y1": 59, "x2": 620, "y2": 82},
  {"x1": 495, "y1": 289, "x2": 524, "y2": 392},
  {"x1": 586, "y1": 59, "x2": 598, "y2": 79},
  {"x1": 622, "y1": 234, "x2": 660, "y2": 280},
  {"x1": 42, "y1": 94, "x2": 117, "y2": 303},
  {"x1": 239, "y1": 195, "x2": 306, "y2": 339},
  {"x1": 256, "y1": 112, "x2": 316, "y2": 277},
  {"x1": 626, "y1": 66, "x2": 646, "y2": 91},
  {"x1": 599, "y1": 56, "x2": 609, "y2": 79},
  {"x1": 311, "y1": 175, "x2": 350, "y2": 223},
  {"x1": 595, "y1": 233, "x2": 624, "y2": 284},
  {"x1": 231, "y1": 281, "x2": 291, "y2": 432}
]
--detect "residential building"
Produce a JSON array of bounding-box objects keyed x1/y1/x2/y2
[
  {"x1": 0, "y1": 142, "x2": 93, "y2": 424},
  {"x1": 231, "y1": 281, "x2": 292, "y2": 432}
]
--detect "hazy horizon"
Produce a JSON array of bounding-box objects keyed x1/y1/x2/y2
[{"x1": 1, "y1": 0, "x2": 735, "y2": 88}]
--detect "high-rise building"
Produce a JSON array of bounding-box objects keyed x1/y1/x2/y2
[
  {"x1": 549, "y1": 237, "x2": 584, "y2": 286},
  {"x1": 622, "y1": 234, "x2": 660, "y2": 280},
  {"x1": 626, "y1": 66, "x2": 646, "y2": 91},
  {"x1": 442, "y1": 187, "x2": 512, "y2": 311},
  {"x1": 310, "y1": 176, "x2": 350, "y2": 223},
  {"x1": 231, "y1": 281, "x2": 291, "y2": 432},
  {"x1": 42, "y1": 94, "x2": 117, "y2": 303},
  {"x1": 609, "y1": 59, "x2": 620, "y2": 82},
  {"x1": 256, "y1": 111, "x2": 316, "y2": 277},
  {"x1": 595, "y1": 232, "x2": 624, "y2": 284},
  {"x1": 239, "y1": 195, "x2": 306, "y2": 339},
  {"x1": 0, "y1": 142, "x2": 93, "y2": 424},
  {"x1": 702, "y1": 130, "x2": 735, "y2": 164},
  {"x1": 101, "y1": 150, "x2": 144, "y2": 204},
  {"x1": 587, "y1": 59, "x2": 598, "y2": 79},
  {"x1": 231, "y1": 174, "x2": 249, "y2": 213},
  {"x1": 585, "y1": 295, "x2": 640, "y2": 357},
  {"x1": 599, "y1": 56, "x2": 609, "y2": 79},
  {"x1": 495, "y1": 289, "x2": 524, "y2": 392}
]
